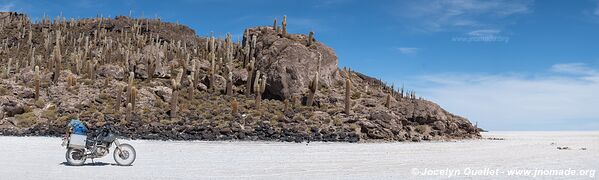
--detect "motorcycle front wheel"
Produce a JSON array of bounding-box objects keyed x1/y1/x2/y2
[
  {"x1": 114, "y1": 143, "x2": 136, "y2": 166},
  {"x1": 65, "y1": 148, "x2": 86, "y2": 166}
]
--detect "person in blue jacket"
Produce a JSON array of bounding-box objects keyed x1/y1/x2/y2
[{"x1": 68, "y1": 119, "x2": 88, "y2": 135}]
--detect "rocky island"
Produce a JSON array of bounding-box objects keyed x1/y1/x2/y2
[{"x1": 0, "y1": 12, "x2": 480, "y2": 142}]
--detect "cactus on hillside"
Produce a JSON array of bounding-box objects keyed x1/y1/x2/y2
[
  {"x1": 188, "y1": 75, "x2": 194, "y2": 98},
  {"x1": 4, "y1": 58, "x2": 11, "y2": 78},
  {"x1": 67, "y1": 74, "x2": 77, "y2": 89},
  {"x1": 245, "y1": 58, "x2": 255, "y2": 96},
  {"x1": 306, "y1": 53, "x2": 321, "y2": 106},
  {"x1": 308, "y1": 31, "x2": 314, "y2": 46},
  {"x1": 231, "y1": 98, "x2": 239, "y2": 115},
  {"x1": 226, "y1": 71, "x2": 233, "y2": 96},
  {"x1": 116, "y1": 86, "x2": 123, "y2": 112},
  {"x1": 34, "y1": 66, "x2": 40, "y2": 100},
  {"x1": 126, "y1": 103, "x2": 132, "y2": 121},
  {"x1": 170, "y1": 78, "x2": 179, "y2": 119},
  {"x1": 255, "y1": 74, "x2": 266, "y2": 109},
  {"x1": 385, "y1": 93, "x2": 392, "y2": 108},
  {"x1": 282, "y1": 15, "x2": 287, "y2": 36},
  {"x1": 345, "y1": 78, "x2": 352, "y2": 115}
]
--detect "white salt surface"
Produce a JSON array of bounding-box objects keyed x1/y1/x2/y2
[{"x1": 1, "y1": 131, "x2": 597, "y2": 179}]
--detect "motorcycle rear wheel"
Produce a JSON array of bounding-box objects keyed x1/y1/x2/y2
[
  {"x1": 114, "y1": 143, "x2": 136, "y2": 166},
  {"x1": 65, "y1": 148, "x2": 86, "y2": 166}
]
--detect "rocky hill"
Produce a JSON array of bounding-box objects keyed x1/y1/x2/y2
[{"x1": 0, "y1": 12, "x2": 480, "y2": 142}]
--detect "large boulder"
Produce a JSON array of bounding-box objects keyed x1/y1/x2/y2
[{"x1": 247, "y1": 27, "x2": 339, "y2": 100}]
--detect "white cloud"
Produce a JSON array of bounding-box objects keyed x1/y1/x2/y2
[
  {"x1": 414, "y1": 63, "x2": 599, "y2": 130},
  {"x1": 314, "y1": 0, "x2": 352, "y2": 8},
  {"x1": 467, "y1": 29, "x2": 501, "y2": 36},
  {"x1": 397, "y1": 47, "x2": 420, "y2": 54},
  {"x1": 394, "y1": 0, "x2": 533, "y2": 32},
  {"x1": 0, "y1": 2, "x2": 14, "y2": 11},
  {"x1": 551, "y1": 63, "x2": 597, "y2": 75}
]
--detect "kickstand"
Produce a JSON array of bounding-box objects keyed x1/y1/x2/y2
[{"x1": 91, "y1": 158, "x2": 95, "y2": 164}]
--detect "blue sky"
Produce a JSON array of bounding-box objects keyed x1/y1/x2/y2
[{"x1": 3, "y1": 0, "x2": 599, "y2": 131}]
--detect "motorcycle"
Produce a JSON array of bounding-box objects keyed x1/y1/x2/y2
[{"x1": 62, "y1": 122, "x2": 136, "y2": 166}]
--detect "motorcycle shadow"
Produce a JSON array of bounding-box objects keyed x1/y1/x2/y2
[{"x1": 59, "y1": 162, "x2": 119, "y2": 166}]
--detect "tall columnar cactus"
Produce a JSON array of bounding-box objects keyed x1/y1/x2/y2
[
  {"x1": 187, "y1": 75, "x2": 194, "y2": 98},
  {"x1": 306, "y1": 71, "x2": 319, "y2": 107},
  {"x1": 306, "y1": 53, "x2": 321, "y2": 106},
  {"x1": 385, "y1": 93, "x2": 391, "y2": 108},
  {"x1": 273, "y1": 18, "x2": 277, "y2": 30},
  {"x1": 170, "y1": 78, "x2": 179, "y2": 119},
  {"x1": 52, "y1": 45, "x2": 62, "y2": 83},
  {"x1": 253, "y1": 70, "x2": 261, "y2": 96},
  {"x1": 283, "y1": 98, "x2": 290, "y2": 112},
  {"x1": 254, "y1": 74, "x2": 266, "y2": 109},
  {"x1": 116, "y1": 86, "x2": 123, "y2": 112},
  {"x1": 231, "y1": 98, "x2": 239, "y2": 115},
  {"x1": 282, "y1": 15, "x2": 287, "y2": 36},
  {"x1": 345, "y1": 78, "x2": 352, "y2": 115},
  {"x1": 226, "y1": 71, "x2": 233, "y2": 96},
  {"x1": 129, "y1": 87, "x2": 138, "y2": 111},
  {"x1": 126, "y1": 72, "x2": 136, "y2": 110},
  {"x1": 147, "y1": 55, "x2": 156, "y2": 81},
  {"x1": 245, "y1": 58, "x2": 255, "y2": 96},
  {"x1": 308, "y1": 31, "x2": 314, "y2": 46},
  {"x1": 126, "y1": 103, "x2": 132, "y2": 121},
  {"x1": 88, "y1": 59, "x2": 97, "y2": 80},
  {"x1": 34, "y1": 66, "x2": 40, "y2": 100},
  {"x1": 67, "y1": 74, "x2": 77, "y2": 89},
  {"x1": 4, "y1": 58, "x2": 11, "y2": 78},
  {"x1": 209, "y1": 51, "x2": 216, "y2": 92},
  {"x1": 29, "y1": 47, "x2": 36, "y2": 68}
]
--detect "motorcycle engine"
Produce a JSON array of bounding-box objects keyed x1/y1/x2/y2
[{"x1": 95, "y1": 146, "x2": 110, "y2": 158}]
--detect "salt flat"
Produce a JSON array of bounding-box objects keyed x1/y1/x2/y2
[{"x1": 1, "y1": 131, "x2": 597, "y2": 179}]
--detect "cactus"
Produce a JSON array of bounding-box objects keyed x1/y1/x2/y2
[
  {"x1": 306, "y1": 71, "x2": 319, "y2": 107},
  {"x1": 226, "y1": 71, "x2": 233, "y2": 96},
  {"x1": 170, "y1": 79, "x2": 179, "y2": 119},
  {"x1": 90, "y1": 59, "x2": 98, "y2": 80},
  {"x1": 126, "y1": 72, "x2": 136, "y2": 110},
  {"x1": 308, "y1": 31, "x2": 314, "y2": 46},
  {"x1": 282, "y1": 15, "x2": 287, "y2": 36},
  {"x1": 306, "y1": 53, "x2": 321, "y2": 106},
  {"x1": 127, "y1": 71, "x2": 134, "y2": 92},
  {"x1": 116, "y1": 86, "x2": 123, "y2": 112},
  {"x1": 126, "y1": 103, "x2": 132, "y2": 121},
  {"x1": 67, "y1": 74, "x2": 77, "y2": 89},
  {"x1": 283, "y1": 99, "x2": 289, "y2": 112},
  {"x1": 385, "y1": 93, "x2": 391, "y2": 108},
  {"x1": 187, "y1": 75, "x2": 194, "y2": 98},
  {"x1": 245, "y1": 58, "x2": 255, "y2": 96},
  {"x1": 53, "y1": 30, "x2": 63, "y2": 81},
  {"x1": 345, "y1": 78, "x2": 351, "y2": 115},
  {"x1": 129, "y1": 87, "x2": 138, "y2": 111},
  {"x1": 273, "y1": 18, "x2": 277, "y2": 30},
  {"x1": 231, "y1": 98, "x2": 239, "y2": 115},
  {"x1": 253, "y1": 70, "x2": 261, "y2": 95},
  {"x1": 29, "y1": 47, "x2": 35, "y2": 68},
  {"x1": 209, "y1": 52, "x2": 216, "y2": 92},
  {"x1": 147, "y1": 55, "x2": 156, "y2": 81},
  {"x1": 34, "y1": 66, "x2": 40, "y2": 100},
  {"x1": 4, "y1": 58, "x2": 11, "y2": 78},
  {"x1": 104, "y1": 76, "x2": 111, "y2": 88},
  {"x1": 255, "y1": 74, "x2": 266, "y2": 109}
]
